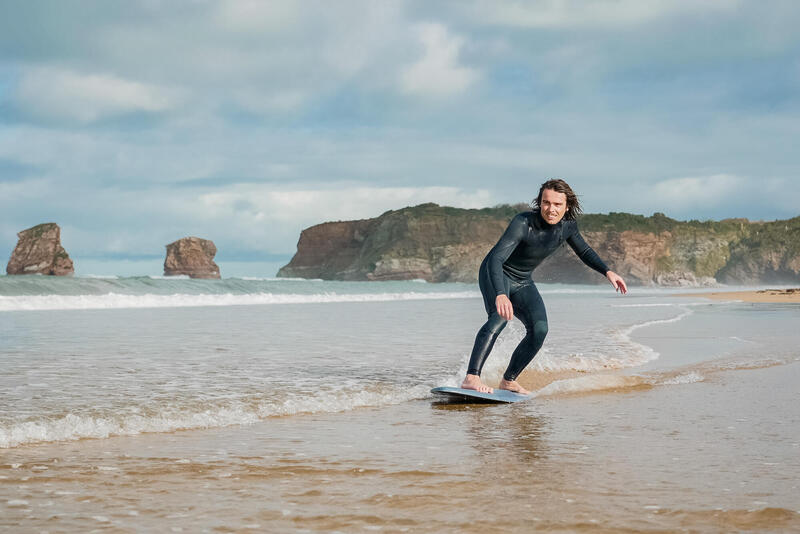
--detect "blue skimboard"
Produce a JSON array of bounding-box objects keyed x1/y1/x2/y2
[{"x1": 430, "y1": 386, "x2": 529, "y2": 404}]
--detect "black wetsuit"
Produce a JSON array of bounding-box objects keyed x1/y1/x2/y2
[{"x1": 467, "y1": 210, "x2": 609, "y2": 381}]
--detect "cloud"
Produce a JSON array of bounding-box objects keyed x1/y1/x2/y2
[
  {"x1": 651, "y1": 174, "x2": 744, "y2": 207},
  {"x1": 199, "y1": 184, "x2": 494, "y2": 225},
  {"x1": 14, "y1": 67, "x2": 177, "y2": 122},
  {"x1": 628, "y1": 173, "x2": 774, "y2": 220},
  {"x1": 213, "y1": 0, "x2": 301, "y2": 32},
  {"x1": 472, "y1": 0, "x2": 739, "y2": 29},
  {"x1": 400, "y1": 23, "x2": 479, "y2": 96},
  {"x1": 232, "y1": 87, "x2": 309, "y2": 113}
]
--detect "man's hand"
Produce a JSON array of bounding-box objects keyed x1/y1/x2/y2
[
  {"x1": 495, "y1": 294, "x2": 514, "y2": 320},
  {"x1": 606, "y1": 271, "x2": 628, "y2": 294}
]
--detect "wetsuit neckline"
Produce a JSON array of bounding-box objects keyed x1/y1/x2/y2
[{"x1": 532, "y1": 209, "x2": 562, "y2": 229}]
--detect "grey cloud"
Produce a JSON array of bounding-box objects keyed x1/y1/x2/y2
[
  {"x1": 1, "y1": 0, "x2": 415, "y2": 119},
  {"x1": 1, "y1": 1, "x2": 799, "y2": 262}
]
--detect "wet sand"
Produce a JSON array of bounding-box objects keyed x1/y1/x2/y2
[{"x1": 680, "y1": 288, "x2": 800, "y2": 303}]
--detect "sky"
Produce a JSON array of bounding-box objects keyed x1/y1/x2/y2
[{"x1": 1, "y1": 0, "x2": 799, "y2": 275}]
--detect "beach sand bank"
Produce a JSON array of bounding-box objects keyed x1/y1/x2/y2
[{"x1": 680, "y1": 288, "x2": 800, "y2": 303}]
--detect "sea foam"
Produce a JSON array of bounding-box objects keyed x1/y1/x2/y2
[
  {"x1": 533, "y1": 374, "x2": 647, "y2": 397},
  {"x1": 0, "y1": 291, "x2": 479, "y2": 312}
]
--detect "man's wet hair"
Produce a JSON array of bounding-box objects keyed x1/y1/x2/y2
[{"x1": 533, "y1": 178, "x2": 582, "y2": 221}]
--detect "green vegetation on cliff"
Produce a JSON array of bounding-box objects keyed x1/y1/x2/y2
[
  {"x1": 736, "y1": 217, "x2": 800, "y2": 253},
  {"x1": 378, "y1": 202, "x2": 526, "y2": 221},
  {"x1": 579, "y1": 212, "x2": 681, "y2": 233}
]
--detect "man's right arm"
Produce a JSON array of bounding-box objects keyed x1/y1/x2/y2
[{"x1": 486, "y1": 214, "x2": 527, "y2": 297}]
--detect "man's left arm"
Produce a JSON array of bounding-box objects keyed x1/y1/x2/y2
[{"x1": 566, "y1": 229, "x2": 627, "y2": 294}]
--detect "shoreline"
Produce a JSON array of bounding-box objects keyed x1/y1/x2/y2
[{"x1": 679, "y1": 287, "x2": 800, "y2": 303}]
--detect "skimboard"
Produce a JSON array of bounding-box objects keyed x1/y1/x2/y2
[{"x1": 430, "y1": 386, "x2": 529, "y2": 404}]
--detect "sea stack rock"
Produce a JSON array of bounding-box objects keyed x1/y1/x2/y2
[
  {"x1": 6, "y1": 223, "x2": 74, "y2": 276},
  {"x1": 164, "y1": 237, "x2": 221, "y2": 279}
]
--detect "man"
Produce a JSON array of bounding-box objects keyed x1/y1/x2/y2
[{"x1": 462, "y1": 179, "x2": 627, "y2": 395}]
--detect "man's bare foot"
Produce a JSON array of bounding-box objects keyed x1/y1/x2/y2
[
  {"x1": 499, "y1": 379, "x2": 530, "y2": 395},
  {"x1": 461, "y1": 374, "x2": 493, "y2": 393}
]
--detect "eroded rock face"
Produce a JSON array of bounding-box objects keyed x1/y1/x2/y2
[
  {"x1": 277, "y1": 203, "x2": 512, "y2": 282},
  {"x1": 164, "y1": 237, "x2": 220, "y2": 279},
  {"x1": 534, "y1": 230, "x2": 672, "y2": 285},
  {"x1": 6, "y1": 223, "x2": 74, "y2": 276},
  {"x1": 277, "y1": 219, "x2": 378, "y2": 280}
]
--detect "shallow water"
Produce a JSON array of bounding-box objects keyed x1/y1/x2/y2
[{"x1": 1, "y1": 276, "x2": 799, "y2": 531}]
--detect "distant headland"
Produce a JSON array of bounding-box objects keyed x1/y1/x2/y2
[{"x1": 277, "y1": 203, "x2": 800, "y2": 286}]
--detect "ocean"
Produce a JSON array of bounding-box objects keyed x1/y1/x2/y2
[{"x1": 1, "y1": 275, "x2": 799, "y2": 532}]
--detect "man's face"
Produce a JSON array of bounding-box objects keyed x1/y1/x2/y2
[{"x1": 540, "y1": 188, "x2": 568, "y2": 224}]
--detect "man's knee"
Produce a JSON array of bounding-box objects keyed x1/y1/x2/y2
[
  {"x1": 533, "y1": 320, "x2": 548, "y2": 341},
  {"x1": 484, "y1": 313, "x2": 508, "y2": 335}
]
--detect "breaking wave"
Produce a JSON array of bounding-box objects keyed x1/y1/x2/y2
[
  {"x1": 0, "y1": 383, "x2": 434, "y2": 448},
  {"x1": 0, "y1": 291, "x2": 480, "y2": 312}
]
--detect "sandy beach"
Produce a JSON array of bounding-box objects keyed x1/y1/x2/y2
[{"x1": 680, "y1": 288, "x2": 800, "y2": 303}]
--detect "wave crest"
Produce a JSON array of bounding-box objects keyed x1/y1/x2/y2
[{"x1": 0, "y1": 291, "x2": 478, "y2": 312}]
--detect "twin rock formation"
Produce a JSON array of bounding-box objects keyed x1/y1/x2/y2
[{"x1": 6, "y1": 224, "x2": 219, "y2": 279}]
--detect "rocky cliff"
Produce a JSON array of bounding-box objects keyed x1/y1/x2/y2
[
  {"x1": 164, "y1": 237, "x2": 221, "y2": 279},
  {"x1": 6, "y1": 223, "x2": 74, "y2": 276},
  {"x1": 278, "y1": 204, "x2": 800, "y2": 286},
  {"x1": 279, "y1": 204, "x2": 521, "y2": 282}
]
